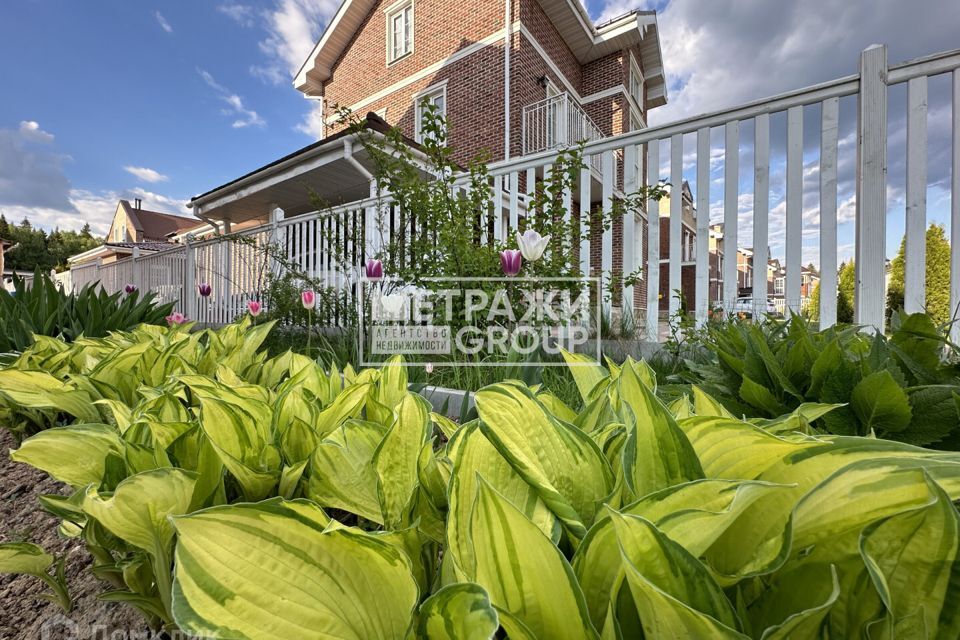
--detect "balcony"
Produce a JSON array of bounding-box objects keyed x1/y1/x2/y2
[{"x1": 522, "y1": 93, "x2": 604, "y2": 173}]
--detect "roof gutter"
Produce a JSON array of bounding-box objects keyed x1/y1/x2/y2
[{"x1": 343, "y1": 138, "x2": 374, "y2": 182}]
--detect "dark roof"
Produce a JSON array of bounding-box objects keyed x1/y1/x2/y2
[
  {"x1": 105, "y1": 241, "x2": 183, "y2": 252},
  {"x1": 120, "y1": 200, "x2": 200, "y2": 239},
  {"x1": 190, "y1": 112, "x2": 416, "y2": 204}
]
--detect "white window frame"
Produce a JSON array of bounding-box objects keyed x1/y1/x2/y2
[
  {"x1": 629, "y1": 53, "x2": 645, "y2": 110},
  {"x1": 385, "y1": 0, "x2": 413, "y2": 65},
  {"x1": 414, "y1": 81, "x2": 447, "y2": 143},
  {"x1": 774, "y1": 277, "x2": 785, "y2": 295}
]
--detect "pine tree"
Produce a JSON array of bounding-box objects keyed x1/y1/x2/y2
[{"x1": 886, "y1": 224, "x2": 953, "y2": 325}]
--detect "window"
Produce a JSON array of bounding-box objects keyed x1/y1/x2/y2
[
  {"x1": 415, "y1": 83, "x2": 446, "y2": 143},
  {"x1": 629, "y1": 54, "x2": 644, "y2": 110},
  {"x1": 774, "y1": 277, "x2": 785, "y2": 295},
  {"x1": 386, "y1": 0, "x2": 413, "y2": 64}
]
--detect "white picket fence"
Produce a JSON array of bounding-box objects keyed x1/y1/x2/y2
[{"x1": 72, "y1": 44, "x2": 960, "y2": 342}]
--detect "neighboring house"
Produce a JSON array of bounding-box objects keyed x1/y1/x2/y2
[
  {"x1": 656, "y1": 181, "x2": 696, "y2": 312},
  {"x1": 0, "y1": 237, "x2": 12, "y2": 279},
  {"x1": 68, "y1": 199, "x2": 200, "y2": 267}
]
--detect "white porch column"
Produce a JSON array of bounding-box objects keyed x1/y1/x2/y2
[
  {"x1": 184, "y1": 237, "x2": 196, "y2": 319},
  {"x1": 132, "y1": 246, "x2": 141, "y2": 292}
]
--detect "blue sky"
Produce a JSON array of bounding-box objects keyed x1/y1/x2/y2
[{"x1": 0, "y1": 0, "x2": 957, "y2": 268}]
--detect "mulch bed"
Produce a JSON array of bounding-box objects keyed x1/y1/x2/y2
[{"x1": 0, "y1": 429, "x2": 149, "y2": 639}]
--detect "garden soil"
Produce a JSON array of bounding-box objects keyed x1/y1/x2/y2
[{"x1": 0, "y1": 429, "x2": 148, "y2": 639}]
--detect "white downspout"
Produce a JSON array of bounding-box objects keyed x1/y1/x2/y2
[
  {"x1": 343, "y1": 138, "x2": 374, "y2": 182},
  {"x1": 503, "y1": 0, "x2": 512, "y2": 161}
]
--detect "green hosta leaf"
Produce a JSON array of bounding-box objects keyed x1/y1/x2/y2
[
  {"x1": 475, "y1": 382, "x2": 613, "y2": 541},
  {"x1": 850, "y1": 370, "x2": 912, "y2": 434},
  {"x1": 740, "y1": 376, "x2": 787, "y2": 417},
  {"x1": 417, "y1": 583, "x2": 499, "y2": 640},
  {"x1": 171, "y1": 499, "x2": 418, "y2": 640},
  {"x1": 465, "y1": 479, "x2": 599, "y2": 639},
  {"x1": 560, "y1": 349, "x2": 609, "y2": 403},
  {"x1": 11, "y1": 424, "x2": 123, "y2": 488},
  {"x1": 747, "y1": 565, "x2": 840, "y2": 640},
  {"x1": 616, "y1": 361, "x2": 704, "y2": 500},
  {"x1": 610, "y1": 512, "x2": 746, "y2": 638},
  {"x1": 757, "y1": 403, "x2": 844, "y2": 435},
  {"x1": 446, "y1": 423, "x2": 558, "y2": 581},
  {"x1": 307, "y1": 420, "x2": 385, "y2": 523},
  {"x1": 375, "y1": 393, "x2": 431, "y2": 528},
  {"x1": 859, "y1": 474, "x2": 960, "y2": 638},
  {"x1": 0, "y1": 542, "x2": 53, "y2": 575}
]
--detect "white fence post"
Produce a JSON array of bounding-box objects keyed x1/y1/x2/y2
[
  {"x1": 952, "y1": 70, "x2": 960, "y2": 344},
  {"x1": 184, "y1": 237, "x2": 196, "y2": 320},
  {"x1": 132, "y1": 246, "x2": 141, "y2": 291},
  {"x1": 854, "y1": 44, "x2": 888, "y2": 331}
]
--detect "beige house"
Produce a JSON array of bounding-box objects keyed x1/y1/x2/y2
[{"x1": 69, "y1": 199, "x2": 201, "y2": 267}]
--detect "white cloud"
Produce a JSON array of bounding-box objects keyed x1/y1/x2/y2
[
  {"x1": 646, "y1": 0, "x2": 957, "y2": 124},
  {"x1": 124, "y1": 166, "x2": 169, "y2": 183},
  {"x1": 250, "y1": 0, "x2": 340, "y2": 85},
  {"x1": 296, "y1": 102, "x2": 326, "y2": 139},
  {"x1": 198, "y1": 69, "x2": 266, "y2": 128},
  {"x1": 155, "y1": 11, "x2": 173, "y2": 33},
  {"x1": 1, "y1": 124, "x2": 73, "y2": 210},
  {"x1": 218, "y1": 3, "x2": 257, "y2": 27},
  {"x1": 18, "y1": 121, "x2": 55, "y2": 144}
]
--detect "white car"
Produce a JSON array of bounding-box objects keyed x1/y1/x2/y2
[{"x1": 731, "y1": 297, "x2": 780, "y2": 318}]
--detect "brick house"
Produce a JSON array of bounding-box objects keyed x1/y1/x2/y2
[
  {"x1": 293, "y1": 0, "x2": 667, "y2": 318},
  {"x1": 187, "y1": 1, "x2": 672, "y2": 324}
]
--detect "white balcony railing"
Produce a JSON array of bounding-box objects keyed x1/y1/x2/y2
[{"x1": 522, "y1": 92, "x2": 604, "y2": 171}]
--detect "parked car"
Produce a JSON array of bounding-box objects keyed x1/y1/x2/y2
[{"x1": 731, "y1": 297, "x2": 780, "y2": 319}]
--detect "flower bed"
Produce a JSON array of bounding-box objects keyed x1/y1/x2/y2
[{"x1": 1, "y1": 319, "x2": 959, "y2": 638}]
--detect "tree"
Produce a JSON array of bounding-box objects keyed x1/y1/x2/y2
[
  {"x1": 0, "y1": 213, "x2": 103, "y2": 273},
  {"x1": 887, "y1": 224, "x2": 952, "y2": 325},
  {"x1": 807, "y1": 261, "x2": 855, "y2": 324}
]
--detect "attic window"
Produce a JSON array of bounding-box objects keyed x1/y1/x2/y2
[{"x1": 386, "y1": 0, "x2": 413, "y2": 64}]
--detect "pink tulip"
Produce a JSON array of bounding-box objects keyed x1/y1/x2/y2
[
  {"x1": 365, "y1": 259, "x2": 384, "y2": 280},
  {"x1": 198, "y1": 283, "x2": 212, "y2": 297},
  {"x1": 124, "y1": 284, "x2": 137, "y2": 294},
  {"x1": 166, "y1": 312, "x2": 186, "y2": 326},
  {"x1": 500, "y1": 249, "x2": 522, "y2": 277},
  {"x1": 301, "y1": 290, "x2": 316, "y2": 310},
  {"x1": 247, "y1": 300, "x2": 262, "y2": 317}
]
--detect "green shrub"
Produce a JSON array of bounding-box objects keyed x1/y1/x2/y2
[
  {"x1": 684, "y1": 311, "x2": 960, "y2": 447},
  {"x1": 0, "y1": 270, "x2": 174, "y2": 355},
  {"x1": 2, "y1": 320, "x2": 960, "y2": 637}
]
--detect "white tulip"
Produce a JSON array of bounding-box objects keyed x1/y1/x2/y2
[{"x1": 516, "y1": 229, "x2": 551, "y2": 262}]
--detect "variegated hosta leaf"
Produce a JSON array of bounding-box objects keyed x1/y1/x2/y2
[
  {"x1": 171, "y1": 499, "x2": 419, "y2": 640},
  {"x1": 560, "y1": 349, "x2": 609, "y2": 404},
  {"x1": 11, "y1": 424, "x2": 123, "y2": 488},
  {"x1": 446, "y1": 422, "x2": 558, "y2": 581},
  {"x1": 465, "y1": 479, "x2": 599, "y2": 639},
  {"x1": 374, "y1": 393, "x2": 431, "y2": 528},
  {"x1": 83, "y1": 468, "x2": 197, "y2": 559},
  {"x1": 307, "y1": 420, "x2": 386, "y2": 523},
  {"x1": 0, "y1": 369, "x2": 101, "y2": 422},
  {"x1": 475, "y1": 383, "x2": 613, "y2": 541},
  {"x1": 574, "y1": 478, "x2": 790, "y2": 627},
  {"x1": 858, "y1": 473, "x2": 960, "y2": 637},
  {"x1": 417, "y1": 583, "x2": 499, "y2": 640},
  {"x1": 186, "y1": 379, "x2": 279, "y2": 501},
  {"x1": 616, "y1": 361, "x2": 704, "y2": 499},
  {"x1": 609, "y1": 512, "x2": 747, "y2": 638},
  {"x1": 316, "y1": 382, "x2": 373, "y2": 437},
  {"x1": 691, "y1": 386, "x2": 737, "y2": 419}
]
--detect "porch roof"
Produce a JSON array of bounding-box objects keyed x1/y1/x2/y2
[{"x1": 189, "y1": 114, "x2": 411, "y2": 225}]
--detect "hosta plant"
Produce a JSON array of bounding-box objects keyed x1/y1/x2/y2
[
  {"x1": 684, "y1": 311, "x2": 960, "y2": 447},
  {"x1": 2, "y1": 320, "x2": 960, "y2": 638}
]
